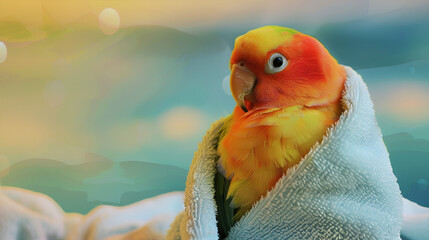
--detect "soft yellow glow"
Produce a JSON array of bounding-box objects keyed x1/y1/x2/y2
[
  {"x1": 0, "y1": 42, "x2": 6, "y2": 63},
  {"x1": 160, "y1": 107, "x2": 207, "y2": 140},
  {"x1": 0, "y1": 115, "x2": 51, "y2": 149},
  {"x1": 98, "y1": 8, "x2": 121, "y2": 35}
]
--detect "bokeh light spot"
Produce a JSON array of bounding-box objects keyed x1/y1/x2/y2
[
  {"x1": 372, "y1": 81, "x2": 429, "y2": 123},
  {"x1": 160, "y1": 107, "x2": 207, "y2": 140},
  {"x1": 98, "y1": 8, "x2": 120, "y2": 35},
  {"x1": 0, "y1": 41, "x2": 7, "y2": 63}
]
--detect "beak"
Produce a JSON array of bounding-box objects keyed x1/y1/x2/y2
[{"x1": 230, "y1": 63, "x2": 256, "y2": 112}]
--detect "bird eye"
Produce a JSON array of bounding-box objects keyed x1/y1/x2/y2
[{"x1": 265, "y1": 53, "x2": 288, "y2": 74}]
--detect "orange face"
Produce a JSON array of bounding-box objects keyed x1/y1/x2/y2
[{"x1": 229, "y1": 26, "x2": 346, "y2": 112}]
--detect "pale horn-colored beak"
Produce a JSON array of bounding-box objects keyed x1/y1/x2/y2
[{"x1": 230, "y1": 62, "x2": 256, "y2": 112}]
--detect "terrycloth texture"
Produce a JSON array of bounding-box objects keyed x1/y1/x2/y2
[{"x1": 166, "y1": 66, "x2": 404, "y2": 240}]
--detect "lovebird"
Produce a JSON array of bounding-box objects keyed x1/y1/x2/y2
[{"x1": 215, "y1": 26, "x2": 347, "y2": 237}]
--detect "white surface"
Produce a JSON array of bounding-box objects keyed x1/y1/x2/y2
[
  {"x1": 0, "y1": 186, "x2": 65, "y2": 240},
  {"x1": 0, "y1": 186, "x2": 183, "y2": 240},
  {"x1": 70, "y1": 191, "x2": 184, "y2": 240},
  {"x1": 402, "y1": 198, "x2": 429, "y2": 240}
]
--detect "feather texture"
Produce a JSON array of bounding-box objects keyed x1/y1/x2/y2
[{"x1": 218, "y1": 102, "x2": 342, "y2": 219}]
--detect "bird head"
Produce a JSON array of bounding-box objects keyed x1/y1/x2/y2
[{"x1": 229, "y1": 26, "x2": 346, "y2": 112}]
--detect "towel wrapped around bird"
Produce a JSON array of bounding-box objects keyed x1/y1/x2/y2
[{"x1": 165, "y1": 66, "x2": 403, "y2": 240}]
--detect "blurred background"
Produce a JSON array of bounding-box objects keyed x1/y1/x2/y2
[{"x1": 0, "y1": 0, "x2": 428, "y2": 214}]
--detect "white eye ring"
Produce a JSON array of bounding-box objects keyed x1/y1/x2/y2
[{"x1": 265, "y1": 53, "x2": 288, "y2": 74}]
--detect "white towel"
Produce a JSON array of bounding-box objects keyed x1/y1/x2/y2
[{"x1": 166, "y1": 66, "x2": 404, "y2": 240}]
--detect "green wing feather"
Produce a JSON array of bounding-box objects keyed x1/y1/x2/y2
[
  {"x1": 215, "y1": 115, "x2": 235, "y2": 239},
  {"x1": 214, "y1": 170, "x2": 234, "y2": 239}
]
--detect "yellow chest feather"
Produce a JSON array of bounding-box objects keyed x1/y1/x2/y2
[{"x1": 218, "y1": 104, "x2": 341, "y2": 216}]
